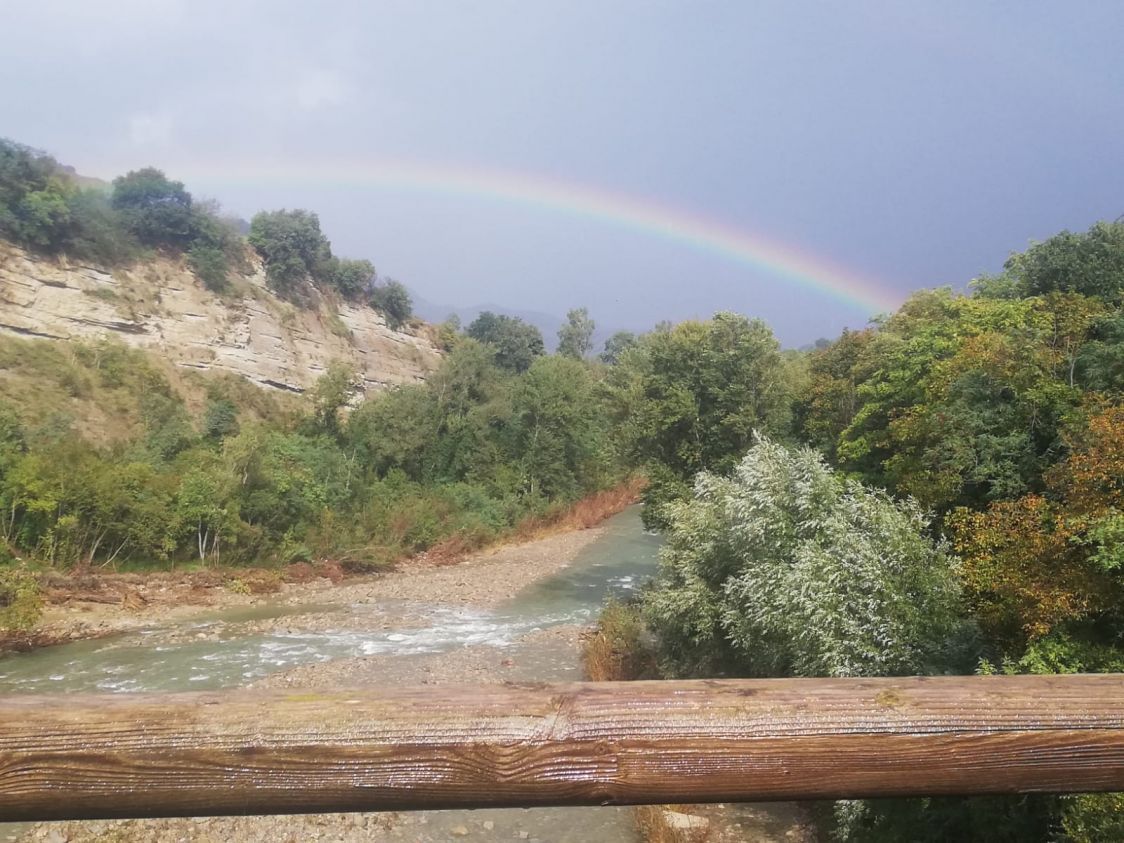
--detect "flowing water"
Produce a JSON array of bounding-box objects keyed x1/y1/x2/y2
[
  {"x1": 0, "y1": 509, "x2": 660, "y2": 694},
  {"x1": 0, "y1": 508, "x2": 663, "y2": 842}
]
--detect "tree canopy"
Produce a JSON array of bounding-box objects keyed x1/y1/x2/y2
[
  {"x1": 368, "y1": 279, "x2": 412, "y2": 329},
  {"x1": 557, "y1": 307, "x2": 595, "y2": 359},
  {"x1": 465, "y1": 312, "x2": 545, "y2": 373},
  {"x1": 605, "y1": 311, "x2": 790, "y2": 526},
  {"x1": 111, "y1": 168, "x2": 196, "y2": 249},
  {"x1": 645, "y1": 436, "x2": 962, "y2": 678},
  {"x1": 247, "y1": 209, "x2": 332, "y2": 296}
]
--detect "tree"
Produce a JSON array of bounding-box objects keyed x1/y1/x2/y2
[
  {"x1": 0, "y1": 139, "x2": 143, "y2": 264},
  {"x1": 308, "y1": 362, "x2": 357, "y2": 435},
  {"x1": 466, "y1": 312, "x2": 545, "y2": 373},
  {"x1": 139, "y1": 392, "x2": 196, "y2": 462},
  {"x1": 423, "y1": 340, "x2": 512, "y2": 484},
  {"x1": 793, "y1": 328, "x2": 874, "y2": 460},
  {"x1": 1005, "y1": 221, "x2": 1124, "y2": 302},
  {"x1": 1076, "y1": 310, "x2": 1124, "y2": 392},
  {"x1": 951, "y1": 406, "x2": 1124, "y2": 649},
  {"x1": 951, "y1": 494, "x2": 1100, "y2": 647},
  {"x1": 346, "y1": 385, "x2": 438, "y2": 480},
  {"x1": 203, "y1": 399, "x2": 239, "y2": 441},
  {"x1": 599, "y1": 330, "x2": 637, "y2": 365},
  {"x1": 326, "y1": 258, "x2": 376, "y2": 300},
  {"x1": 248, "y1": 209, "x2": 332, "y2": 296},
  {"x1": 111, "y1": 168, "x2": 196, "y2": 248},
  {"x1": 185, "y1": 208, "x2": 246, "y2": 293},
  {"x1": 832, "y1": 290, "x2": 1082, "y2": 511},
  {"x1": 0, "y1": 139, "x2": 66, "y2": 248},
  {"x1": 606, "y1": 312, "x2": 790, "y2": 526},
  {"x1": 436, "y1": 314, "x2": 461, "y2": 351},
  {"x1": 508, "y1": 356, "x2": 605, "y2": 499},
  {"x1": 643, "y1": 436, "x2": 962, "y2": 678},
  {"x1": 557, "y1": 307, "x2": 595, "y2": 359},
  {"x1": 0, "y1": 139, "x2": 56, "y2": 214},
  {"x1": 15, "y1": 185, "x2": 72, "y2": 248},
  {"x1": 174, "y1": 450, "x2": 236, "y2": 564},
  {"x1": 368, "y1": 279, "x2": 413, "y2": 329}
]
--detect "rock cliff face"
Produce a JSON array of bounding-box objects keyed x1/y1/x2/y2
[{"x1": 0, "y1": 243, "x2": 442, "y2": 394}]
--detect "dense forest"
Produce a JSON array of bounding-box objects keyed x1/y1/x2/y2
[
  {"x1": 629, "y1": 218, "x2": 1124, "y2": 841},
  {"x1": 4, "y1": 136, "x2": 1124, "y2": 839}
]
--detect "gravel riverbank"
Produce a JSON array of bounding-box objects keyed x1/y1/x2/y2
[
  {"x1": 14, "y1": 524, "x2": 631, "y2": 843},
  {"x1": 22, "y1": 526, "x2": 609, "y2": 650},
  {"x1": 11, "y1": 516, "x2": 814, "y2": 843}
]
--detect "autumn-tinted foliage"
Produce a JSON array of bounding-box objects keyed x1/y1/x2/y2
[
  {"x1": 952, "y1": 406, "x2": 1124, "y2": 647},
  {"x1": 5, "y1": 142, "x2": 1124, "y2": 839},
  {"x1": 796, "y1": 289, "x2": 1101, "y2": 512},
  {"x1": 668, "y1": 219, "x2": 1124, "y2": 840}
]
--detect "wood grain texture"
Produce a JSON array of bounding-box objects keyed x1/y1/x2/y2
[{"x1": 2, "y1": 675, "x2": 1124, "y2": 821}]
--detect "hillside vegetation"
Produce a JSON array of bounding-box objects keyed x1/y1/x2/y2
[
  {"x1": 596, "y1": 219, "x2": 1124, "y2": 842},
  {"x1": 0, "y1": 137, "x2": 413, "y2": 322},
  {"x1": 0, "y1": 140, "x2": 643, "y2": 611},
  {"x1": 5, "y1": 133, "x2": 1124, "y2": 839}
]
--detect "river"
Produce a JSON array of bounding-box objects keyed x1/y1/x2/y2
[{"x1": 1, "y1": 508, "x2": 668, "y2": 843}]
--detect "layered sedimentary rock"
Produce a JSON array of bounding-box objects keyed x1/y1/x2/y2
[{"x1": 0, "y1": 243, "x2": 441, "y2": 394}]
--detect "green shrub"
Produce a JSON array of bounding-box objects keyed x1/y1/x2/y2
[
  {"x1": 248, "y1": 209, "x2": 331, "y2": 297},
  {"x1": 369, "y1": 279, "x2": 412, "y2": 329},
  {"x1": 643, "y1": 435, "x2": 962, "y2": 678},
  {"x1": 111, "y1": 168, "x2": 196, "y2": 249},
  {"x1": 326, "y1": 258, "x2": 375, "y2": 300},
  {"x1": 203, "y1": 398, "x2": 239, "y2": 440},
  {"x1": 188, "y1": 244, "x2": 230, "y2": 292},
  {"x1": 0, "y1": 565, "x2": 42, "y2": 632},
  {"x1": 1062, "y1": 794, "x2": 1124, "y2": 843},
  {"x1": 638, "y1": 462, "x2": 691, "y2": 531},
  {"x1": 583, "y1": 601, "x2": 659, "y2": 681}
]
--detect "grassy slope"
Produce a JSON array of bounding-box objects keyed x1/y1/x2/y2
[{"x1": 0, "y1": 334, "x2": 300, "y2": 445}]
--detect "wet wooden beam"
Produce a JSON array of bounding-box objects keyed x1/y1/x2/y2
[{"x1": 2, "y1": 675, "x2": 1124, "y2": 821}]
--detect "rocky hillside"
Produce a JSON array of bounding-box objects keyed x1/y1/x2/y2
[{"x1": 0, "y1": 242, "x2": 441, "y2": 395}]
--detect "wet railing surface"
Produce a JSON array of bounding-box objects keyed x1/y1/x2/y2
[{"x1": 2, "y1": 674, "x2": 1124, "y2": 822}]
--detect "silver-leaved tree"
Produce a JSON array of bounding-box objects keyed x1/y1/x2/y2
[{"x1": 643, "y1": 435, "x2": 962, "y2": 678}]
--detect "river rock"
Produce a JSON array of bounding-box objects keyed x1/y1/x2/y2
[{"x1": 662, "y1": 810, "x2": 710, "y2": 840}]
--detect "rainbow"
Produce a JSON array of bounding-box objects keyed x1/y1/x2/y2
[{"x1": 179, "y1": 159, "x2": 903, "y2": 314}]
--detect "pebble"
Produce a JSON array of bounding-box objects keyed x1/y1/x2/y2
[{"x1": 18, "y1": 528, "x2": 621, "y2": 843}]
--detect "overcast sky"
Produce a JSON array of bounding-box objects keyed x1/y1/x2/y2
[{"x1": 4, "y1": 1, "x2": 1123, "y2": 345}]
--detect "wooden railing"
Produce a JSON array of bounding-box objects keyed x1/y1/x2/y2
[{"x1": 2, "y1": 675, "x2": 1124, "y2": 822}]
